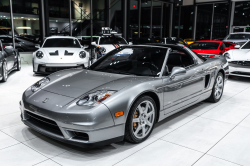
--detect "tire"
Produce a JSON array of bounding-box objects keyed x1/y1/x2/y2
[
  {"x1": 16, "y1": 55, "x2": 21, "y2": 71},
  {"x1": 125, "y1": 96, "x2": 156, "y2": 143},
  {"x1": 1, "y1": 61, "x2": 8, "y2": 82},
  {"x1": 207, "y1": 72, "x2": 224, "y2": 103}
]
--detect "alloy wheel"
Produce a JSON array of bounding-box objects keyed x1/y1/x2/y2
[
  {"x1": 214, "y1": 75, "x2": 223, "y2": 99},
  {"x1": 132, "y1": 100, "x2": 155, "y2": 139}
]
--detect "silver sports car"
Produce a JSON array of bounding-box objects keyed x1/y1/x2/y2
[{"x1": 20, "y1": 44, "x2": 228, "y2": 147}]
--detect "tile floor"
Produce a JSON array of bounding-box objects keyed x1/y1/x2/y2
[{"x1": 1, "y1": 64, "x2": 250, "y2": 166}]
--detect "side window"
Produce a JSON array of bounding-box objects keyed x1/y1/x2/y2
[
  {"x1": 166, "y1": 48, "x2": 195, "y2": 73},
  {"x1": 0, "y1": 41, "x2": 2, "y2": 51},
  {"x1": 224, "y1": 42, "x2": 230, "y2": 47}
]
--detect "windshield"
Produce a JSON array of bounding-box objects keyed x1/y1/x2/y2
[
  {"x1": 99, "y1": 37, "x2": 127, "y2": 44},
  {"x1": 187, "y1": 42, "x2": 220, "y2": 49},
  {"x1": 242, "y1": 41, "x2": 250, "y2": 49},
  {"x1": 90, "y1": 47, "x2": 167, "y2": 76},
  {"x1": 228, "y1": 34, "x2": 250, "y2": 40},
  {"x1": 43, "y1": 38, "x2": 81, "y2": 48}
]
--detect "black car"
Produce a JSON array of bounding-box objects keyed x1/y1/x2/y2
[
  {"x1": 0, "y1": 40, "x2": 21, "y2": 82},
  {"x1": 0, "y1": 35, "x2": 39, "y2": 52}
]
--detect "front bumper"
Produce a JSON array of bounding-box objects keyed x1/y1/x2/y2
[
  {"x1": 20, "y1": 99, "x2": 125, "y2": 148},
  {"x1": 229, "y1": 63, "x2": 250, "y2": 77}
]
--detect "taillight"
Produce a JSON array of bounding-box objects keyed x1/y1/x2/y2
[{"x1": 4, "y1": 46, "x2": 6, "y2": 48}]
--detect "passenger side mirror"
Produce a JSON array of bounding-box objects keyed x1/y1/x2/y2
[
  {"x1": 234, "y1": 45, "x2": 240, "y2": 49},
  {"x1": 129, "y1": 42, "x2": 133, "y2": 45},
  {"x1": 170, "y1": 67, "x2": 186, "y2": 80},
  {"x1": 35, "y1": 44, "x2": 40, "y2": 48},
  {"x1": 5, "y1": 46, "x2": 13, "y2": 49},
  {"x1": 91, "y1": 42, "x2": 97, "y2": 45}
]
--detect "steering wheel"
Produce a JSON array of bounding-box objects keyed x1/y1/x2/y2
[{"x1": 142, "y1": 62, "x2": 159, "y2": 71}]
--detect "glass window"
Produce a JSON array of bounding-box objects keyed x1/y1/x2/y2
[
  {"x1": 228, "y1": 34, "x2": 250, "y2": 40},
  {"x1": 179, "y1": 6, "x2": 194, "y2": 39},
  {"x1": 43, "y1": 38, "x2": 81, "y2": 48},
  {"x1": 212, "y1": 3, "x2": 229, "y2": 40},
  {"x1": 187, "y1": 42, "x2": 220, "y2": 49},
  {"x1": 196, "y1": 4, "x2": 213, "y2": 40},
  {"x1": 128, "y1": 0, "x2": 139, "y2": 42},
  {"x1": 234, "y1": 1, "x2": 250, "y2": 26},
  {"x1": 71, "y1": 0, "x2": 90, "y2": 36},
  {"x1": 242, "y1": 41, "x2": 250, "y2": 49},
  {"x1": 48, "y1": 0, "x2": 70, "y2": 36},
  {"x1": 141, "y1": 0, "x2": 151, "y2": 38},
  {"x1": 110, "y1": 0, "x2": 122, "y2": 33},
  {"x1": 90, "y1": 47, "x2": 167, "y2": 76},
  {"x1": 172, "y1": 5, "x2": 179, "y2": 37},
  {"x1": 152, "y1": 1, "x2": 162, "y2": 40},
  {"x1": 12, "y1": 0, "x2": 39, "y2": 15}
]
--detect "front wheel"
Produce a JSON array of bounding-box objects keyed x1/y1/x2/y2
[
  {"x1": 125, "y1": 96, "x2": 156, "y2": 143},
  {"x1": 1, "y1": 61, "x2": 8, "y2": 82},
  {"x1": 208, "y1": 72, "x2": 224, "y2": 103}
]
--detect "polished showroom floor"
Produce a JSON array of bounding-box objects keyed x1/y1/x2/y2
[{"x1": 1, "y1": 63, "x2": 250, "y2": 166}]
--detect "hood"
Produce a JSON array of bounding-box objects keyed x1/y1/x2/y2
[
  {"x1": 191, "y1": 49, "x2": 220, "y2": 55},
  {"x1": 42, "y1": 69, "x2": 135, "y2": 98},
  {"x1": 230, "y1": 49, "x2": 250, "y2": 61},
  {"x1": 224, "y1": 40, "x2": 247, "y2": 45}
]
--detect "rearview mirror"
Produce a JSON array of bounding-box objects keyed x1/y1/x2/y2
[
  {"x1": 234, "y1": 45, "x2": 240, "y2": 49},
  {"x1": 91, "y1": 42, "x2": 97, "y2": 45},
  {"x1": 35, "y1": 44, "x2": 40, "y2": 48},
  {"x1": 170, "y1": 67, "x2": 186, "y2": 80},
  {"x1": 5, "y1": 46, "x2": 13, "y2": 49}
]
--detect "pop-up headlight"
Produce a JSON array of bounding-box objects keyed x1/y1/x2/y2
[
  {"x1": 31, "y1": 77, "x2": 50, "y2": 92},
  {"x1": 77, "y1": 90, "x2": 116, "y2": 107}
]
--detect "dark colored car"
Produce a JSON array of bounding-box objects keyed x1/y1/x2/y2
[
  {"x1": 133, "y1": 37, "x2": 158, "y2": 44},
  {"x1": 0, "y1": 35, "x2": 39, "y2": 52},
  {"x1": 0, "y1": 40, "x2": 21, "y2": 82}
]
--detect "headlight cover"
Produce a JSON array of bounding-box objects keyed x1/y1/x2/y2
[
  {"x1": 77, "y1": 90, "x2": 116, "y2": 107},
  {"x1": 79, "y1": 51, "x2": 86, "y2": 59},
  {"x1": 31, "y1": 77, "x2": 50, "y2": 92},
  {"x1": 36, "y1": 51, "x2": 44, "y2": 59},
  {"x1": 224, "y1": 53, "x2": 231, "y2": 59}
]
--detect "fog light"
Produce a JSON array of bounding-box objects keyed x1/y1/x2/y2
[{"x1": 115, "y1": 111, "x2": 124, "y2": 117}]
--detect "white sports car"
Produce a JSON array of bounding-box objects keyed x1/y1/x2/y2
[
  {"x1": 33, "y1": 36, "x2": 89, "y2": 74},
  {"x1": 224, "y1": 40, "x2": 250, "y2": 77},
  {"x1": 91, "y1": 34, "x2": 130, "y2": 57}
]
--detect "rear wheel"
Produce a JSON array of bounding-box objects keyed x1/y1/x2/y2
[
  {"x1": 16, "y1": 55, "x2": 21, "y2": 71},
  {"x1": 208, "y1": 72, "x2": 224, "y2": 103},
  {"x1": 1, "y1": 61, "x2": 8, "y2": 82},
  {"x1": 125, "y1": 96, "x2": 156, "y2": 143}
]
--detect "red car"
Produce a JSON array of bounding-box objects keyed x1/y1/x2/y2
[{"x1": 187, "y1": 40, "x2": 236, "y2": 58}]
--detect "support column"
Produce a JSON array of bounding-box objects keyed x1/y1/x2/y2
[
  {"x1": 150, "y1": 0, "x2": 153, "y2": 38},
  {"x1": 160, "y1": 3, "x2": 163, "y2": 38},
  {"x1": 9, "y1": 0, "x2": 15, "y2": 48},
  {"x1": 210, "y1": 3, "x2": 215, "y2": 40},
  {"x1": 69, "y1": 0, "x2": 72, "y2": 36},
  {"x1": 177, "y1": 5, "x2": 181, "y2": 38},
  {"x1": 192, "y1": 5, "x2": 197, "y2": 39},
  {"x1": 44, "y1": 0, "x2": 50, "y2": 37},
  {"x1": 229, "y1": 1, "x2": 235, "y2": 33},
  {"x1": 39, "y1": 0, "x2": 46, "y2": 42},
  {"x1": 105, "y1": 0, "x2": 110, "y2": 27},
  {"x1": 169, "y1": 3, "x2": 173, "y2": 37},
  {"x1": 138, "y1": 0, "x2": 141, "y2": 38},
  {"x1": 122, "y1": 0, "x2": 127, "y2": 39},
  {"x1": 90, "y1": 0, "x2": 93, "y2": 66}
]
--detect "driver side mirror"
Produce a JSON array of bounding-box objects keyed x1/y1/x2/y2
[
  {"x1": 91, "y1": 42, "x2": 97, "y2": 45},
  {"x1": 170, "y1": 67, "x2": 186, "y2": 80},
  {"x1": 234, "y1": 45, "x2": 240, "y2": 49},
  {"x1": 35, "y1": 44, "x2": 40, "y2": 48}
]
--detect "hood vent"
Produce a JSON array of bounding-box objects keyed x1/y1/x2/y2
[
  {"x1": 49, "y1": 50, "x2": 59, "y2": 56},
  {"x1": 65, "y1": 50, "x2": 74, "y2": 56}
]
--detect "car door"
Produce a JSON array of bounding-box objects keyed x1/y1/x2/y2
[
  {"x1": 163, "y1": 48, "x2": 205, "y2": 115},
  {"x1": 4, "y1": 46, "x2": 15, "y2": 70}
]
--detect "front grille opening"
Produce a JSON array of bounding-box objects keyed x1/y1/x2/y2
[
  {"x1": 73, "y1": 131, "x2": 89, "y2": 141},
  {"x1": 26, "y1": 111, "x2": 63, "y2": 136},
  {"x1": 231, "y1": 72, "x2": 250, "y2": 76}
]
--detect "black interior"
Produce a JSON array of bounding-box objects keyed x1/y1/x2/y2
[{"x1": 166, "y1": 51, "x2": 194, "y2": 73}]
